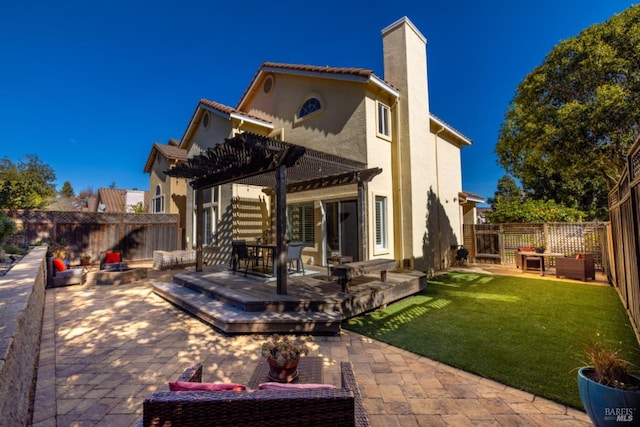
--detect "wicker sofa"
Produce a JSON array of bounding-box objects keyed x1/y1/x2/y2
[
  {"x1": 136, "y1": 361, "x2": 369, "y2": 427},
  {"x1": 555, "y1": 254, "x2": 596, "y2": 281}
]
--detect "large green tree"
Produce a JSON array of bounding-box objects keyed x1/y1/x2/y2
[
  {"x1": 487, "y1": 175, "x2": 585, "y2": 223},
  {"x1": 59, "y1": 181, "x2": 75, "y2": 198},
  {"x1": 0, "y1": 155, "x2": 57, "y2": 210},
  {"x1": 496, "y1": 5, "x2": 640, "y2": 221}
]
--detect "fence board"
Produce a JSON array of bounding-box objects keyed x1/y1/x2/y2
[{"x1": 7, "y1": 210, "x2": 180, "y2": 263}]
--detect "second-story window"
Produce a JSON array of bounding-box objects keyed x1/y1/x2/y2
[
  {"x1": 377, "y1": 101, "x2": 391, "y2": 138},
  {"x1": 152, "y1": 185, "x2": 164, "y2": 213}
]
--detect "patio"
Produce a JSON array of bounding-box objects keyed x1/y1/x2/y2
[
  {"x1": 152, "y1": 263, "x2": 427, "y2": 334},
  {"x1": 30, "y1": 266, "x2": 592, "y2": 426}
]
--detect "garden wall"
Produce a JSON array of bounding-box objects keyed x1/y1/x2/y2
[{"x1": 0, "y1": 246, "x2": 47, "y2": 426}]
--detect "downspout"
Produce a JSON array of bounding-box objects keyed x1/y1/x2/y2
[
  {"x1": 435, "y1": 126, "x2": 445, "y2": 269},
  {"x1": 392, "y1": 98, "x2": 405, "y2": 266}
]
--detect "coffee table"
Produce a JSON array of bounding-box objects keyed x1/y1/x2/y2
[{"x1": 247, "y1": 356, "x2": 323, "y2": 389}]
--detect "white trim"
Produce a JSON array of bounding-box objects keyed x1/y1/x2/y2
[{"x1": 430, "y1": 114, "x2": 472, "y2": 146}]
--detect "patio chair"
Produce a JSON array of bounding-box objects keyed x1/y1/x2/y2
[
  {"x1": 556, "y1": 254, "x2": 596, "y2": 281},
  {"x1": 286, "y1": 241, "x2": 304, "y2": 274},
  {"x1": 100, "y1": 250, "x2": 128, "y2": 271},
  {"x1": 48, "y1": 256, "x2": 86, "y2": 287},
  {"x1": 232, "y1": 240, "x2": 263, "y2": 276}
]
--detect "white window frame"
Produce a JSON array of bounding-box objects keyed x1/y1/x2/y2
[
  {"x1": 295, "y1": 93, "x2": 324, "y2": 124},
  {"x1": 193, "y1": 187, "x2": 219, "y2": 247},
  {"x1": 377, "y1": 101, "x2": 391, "y2": 139},
  {"x1": 375, "y1": 195, "x2": 388, "y2": 251},
  {"x1": 287, "y1": 202, "x2": 314, "y2": 245},
  {"x1": 152, "y1": 185, "x2": 164, "y2": 213}
]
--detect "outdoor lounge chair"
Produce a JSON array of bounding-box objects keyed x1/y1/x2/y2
[
  {"x1": 100, "y1": 250, "x2": 128, "y2": 271},
  {"x1": 556, "y1": 254, "x2": 596, "y2": 281},
  {"x1": 48, "y1": 257, "x2": 86, "y2": 287},
  {"x1": 136, "y1": 361, "x2": 369, "y2": 427}
]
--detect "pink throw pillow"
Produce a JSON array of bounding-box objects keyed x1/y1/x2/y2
[
  {"x1": 168, "y1": 381, "x2": 246, "y2": 391},
  {"x1": 258, "y1": 382, "x2": 337, "y2": 390},
  {"x1": 53, "y1": 258, "x2": 67, "y2": 272},
  {"x1": 105, "y1": 252, "x2": 121, "y2": 263}
]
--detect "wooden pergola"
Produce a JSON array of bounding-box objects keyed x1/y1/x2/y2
[{"x1": 166, "y1": 132, "x2": 381, "y2": 294}]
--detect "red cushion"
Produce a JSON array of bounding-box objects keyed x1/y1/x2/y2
[
  {"x1": 258, "y1": 382, "x2": 337, "y2": 390},
  {"x1": 168, "y1": 381, "x2": 246, "y2": 392},
  {"x1": 53, "y1": 258, "x2": 67, "y2": 272},
  {"x1": 518, "y1": 247, "x2": 533, "y2": 252},
  {"x1": 105, "y1": 252, "x2": 121, "y2": 263},
  {"x1": 576, "y1": 253, "x2": 584, "y2": 259}
]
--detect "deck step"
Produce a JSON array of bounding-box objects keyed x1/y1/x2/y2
[{"x1": 153, "y1": 282, "x2": 342, "y2": 335}]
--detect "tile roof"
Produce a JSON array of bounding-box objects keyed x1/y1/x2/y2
[
  {"x1": 144, "y1": 140, "x2": 188, "y2": 173},
  {"x1": 260, "y1": 62, "x2": 374, "y2": 79},
  {"x1": 96, "y1": 188, "x2": 149, "y2": 213}
]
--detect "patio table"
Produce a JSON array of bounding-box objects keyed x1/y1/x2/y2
[
  {"x1": 245, "y1": 242, "x2": 277, "y2": 276},
  {"x1": 517, "y1": 251, "x2": 564, "y2": 276},
  {"x1": 247, "y1": 356, "x2": 324, "y2": 389}
]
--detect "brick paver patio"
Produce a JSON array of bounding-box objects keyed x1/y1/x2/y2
[{"x1": 31, "y1": 268, "x2": 592, "y2": 426}]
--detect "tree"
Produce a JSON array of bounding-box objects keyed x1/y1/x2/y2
[
  {"x1": 495, "y1": 5, "x2": 640, "y2": 221},
  {"x1": 487, "y1": 175, "x2": 524, "y2": 209},
  {"x1": 487, "y1": 198, "x2": 585, "y2": 223},
  {"x1": 0, "y1": 155, "x2": 56, "y2": 210},
  {"x1": 487, "y1": 175, "x2": 586, "y2": 223},
  {"x1": 59, "y1": 181, "x2": 75, "y2": 198}
]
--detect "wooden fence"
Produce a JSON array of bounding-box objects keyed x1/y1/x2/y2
[
  {"x1": 6, "y1": 210, "x2": 181, "y2": 263},
  {"x1": 608, "y1": 136, "x2": 640, "y2": 337},
  {"x1": 464, "y1": 222, "x2": 609, "y2": 272}
]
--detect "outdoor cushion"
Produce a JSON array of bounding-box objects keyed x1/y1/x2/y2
[
  {"x1": 105, "y1": 252, "x2": 121, "y2": 263},
  {"x1": 258, "y1": 382, "x2": 337, "y2": 390},
  {"x1": 168, "y1": 381, "x2": 246, "y2": 392},
  {"x1": 576, "y1": 253, "x2": 584, "y2": 259},
  {"x1": 53, "y1": 257, "x2": 67, "y2": 272}
]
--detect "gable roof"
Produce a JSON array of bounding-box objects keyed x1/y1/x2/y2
[
  {"x1": 179, "y1": 99, "x2": 274, "y2": 149},
  {"x1": 236, "y1": 61, "x2": 400, "y2": 110},
  {"x1": 144, "y1": 140, "x2": 189, "y2": 173},
  {"x1": 96, "y1": 188, "x2": 149, "y2": 213}
]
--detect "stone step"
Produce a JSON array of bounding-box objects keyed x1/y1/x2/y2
[{"x1": 153, "y1": 282, "x2": 342, "y2": 335}]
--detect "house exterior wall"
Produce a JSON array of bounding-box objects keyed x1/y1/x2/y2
[
  {"x1": 243, "y1": 73, "x2": 369, "y2": 163},
  {"x1": 149, "y1": 156, "x2": 188, "y2": 230},
  {"x1": 167, "y1": 17, "x2": 470, "y2": 276}
]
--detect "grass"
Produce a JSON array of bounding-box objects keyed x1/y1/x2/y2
[{"x1": 343, "y1": 272, "x2": 640, "y2": 409}]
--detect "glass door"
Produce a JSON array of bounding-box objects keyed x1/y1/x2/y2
[{"x1": 325, "y1": 200, "x2": 358, "y2": 261}]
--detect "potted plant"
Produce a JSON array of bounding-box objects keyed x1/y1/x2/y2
[
  {"x1": 261, "y1": 334, "x2": 309, "y2": 383},
  {"x1": 577, "y1": 334, "x2": 640, "y2": 426},
  {"x1": 80, "y1": 254, "x2": 91, "y2": 266}
]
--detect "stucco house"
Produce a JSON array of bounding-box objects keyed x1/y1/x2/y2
[
  {"x1": 147, "y1": 17, "x2": 481, "y2": 275},
  {"x1": 144, "y1": 138, "x2": 188, "y2": 243}
]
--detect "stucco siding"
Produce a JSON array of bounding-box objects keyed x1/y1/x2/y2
[{"x1": 244, "y1": 73, "x2": 369, "y2": 163}]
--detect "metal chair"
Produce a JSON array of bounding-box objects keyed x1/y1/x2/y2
[
  {"x1": 286, "y1": 241, "x2": 304, "y2": 275},
  {"x1": 232, "y1": 240, "x2": 263, "y2": 276}
]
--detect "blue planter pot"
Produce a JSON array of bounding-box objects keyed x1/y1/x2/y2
[{"x1": 577, "y1": 367, "x2": 640, "y2": 426}]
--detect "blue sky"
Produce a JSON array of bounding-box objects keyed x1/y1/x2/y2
[{"x1": 1, "y1": 1, "x2": 635, "y2": 206}]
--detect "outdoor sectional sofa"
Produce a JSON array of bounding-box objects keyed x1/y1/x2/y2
[
  {"x1": 136, "y1": 361, "x2": 370, "y2": 427},
  {"x1": 555, "y1": 254, "x2": 596, "y2": 281}
]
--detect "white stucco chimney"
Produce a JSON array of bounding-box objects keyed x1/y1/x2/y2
[{"x1": 382, "y1": 17, "x2": 438, "y2": 271}]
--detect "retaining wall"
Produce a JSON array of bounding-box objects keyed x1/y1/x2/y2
[{"x1": 0, "y1": 246, "x2": 47, "y2": 426}]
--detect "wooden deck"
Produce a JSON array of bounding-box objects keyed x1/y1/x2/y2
[{"x1": 152, "y1": 264, "x2": 427, "y2": 335}]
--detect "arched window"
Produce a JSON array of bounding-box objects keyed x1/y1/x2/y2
[
  {"x1": 296, "y1": 96, "x2": 323, "y2": 122},
  {"x1": 152, "y1": 185, "x2": 164, "y2": 213}
]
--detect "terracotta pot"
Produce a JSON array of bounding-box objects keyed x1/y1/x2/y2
[{"x1": 267, "y1": 357, "x2": 300, "y2": 383}]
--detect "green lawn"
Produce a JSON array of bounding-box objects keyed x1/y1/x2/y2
[{"x1": 343, "y1": 272, "x2": 640, "y2": 409}]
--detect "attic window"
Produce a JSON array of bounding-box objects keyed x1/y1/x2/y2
[
  {"x1": 263, "y1": 75, "x2": 274, "y2": 94},
  {"x1": 296, "y1": 96, "x2": 324, "y2": 123},
  {"x1": 202, "y1": 111, "x2": 210, "y2": 129}
]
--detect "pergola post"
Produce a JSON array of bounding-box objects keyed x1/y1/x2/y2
[
  {"x1": 195, "y1": 187, "x2": 204, "y2": 272},
  {"x1": 275, "y1": 164, "x2": 288, "y2": 294}
]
